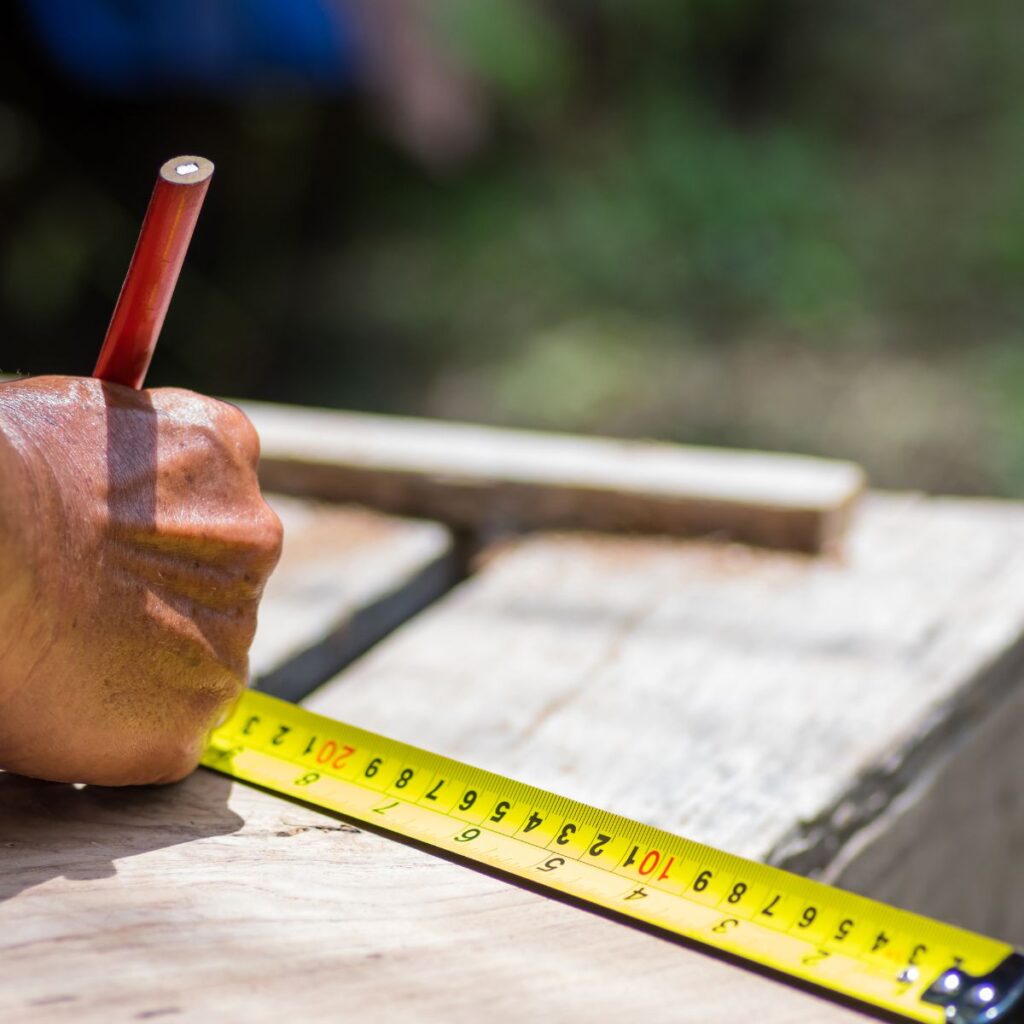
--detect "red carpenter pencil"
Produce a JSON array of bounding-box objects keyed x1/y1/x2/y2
[{"x1": 93, "y1": 155, "x2": 214, "y2": 389}]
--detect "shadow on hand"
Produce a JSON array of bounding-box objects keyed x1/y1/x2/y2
[
  {"x1": 103, "y1": 379, "x2": 157, "y2": 539},
  {"x1": 0, "y1": 768, "x2": 242, "y2": 903}
]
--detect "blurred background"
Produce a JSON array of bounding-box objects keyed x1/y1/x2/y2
[{"x1": 2, "y1": 1, "x2": 1024, "y2": 496}]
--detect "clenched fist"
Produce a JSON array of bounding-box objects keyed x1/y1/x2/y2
[{"x1": 0, "y1": 376, "x2": 282, "y2": 785}]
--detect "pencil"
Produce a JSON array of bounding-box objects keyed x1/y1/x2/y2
[{"x1": 93, "y1": 155, "x2": 214, "y2": 389}]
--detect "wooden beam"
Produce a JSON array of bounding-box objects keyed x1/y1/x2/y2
[
  {"x1": 244, "y1": 401, "x2": 865, "y2": 554},
  {"x1": 306, "y1": 492, "x2": 1024, "y2": 944},
  {"x1": 6, "y1": 491, "x2": 1024, "y2": 1018}
]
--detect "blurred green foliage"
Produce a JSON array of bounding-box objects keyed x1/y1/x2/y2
[{"x1": 4, "y1": 1, "x2": 1024, "y2": 496}]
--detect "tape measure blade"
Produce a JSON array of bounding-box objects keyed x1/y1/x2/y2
[{"x1": 203, "y1": 689, "x2": 1018, "y2": 1024}]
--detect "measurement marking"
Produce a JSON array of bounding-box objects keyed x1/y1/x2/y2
[{"x1": 202, "y1": 690, "x2": 1020, "y2": 1024}]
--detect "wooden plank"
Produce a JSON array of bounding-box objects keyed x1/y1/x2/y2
[
  {"x1": 252, "y1": 495, "x2": 457, "y2": 700},
  {"x1": 0, "y1": 767, "x2": 870, "y2": 1022},
  {"x1": 6, "y1": 492, "x2": 1023, "y2": 1020},
  {"x1": 243, "y1": 401, "x2": 865, "y2": 554},
  {"x1": 306, "y1": 492, "x2": 1024, "y2": 944}
]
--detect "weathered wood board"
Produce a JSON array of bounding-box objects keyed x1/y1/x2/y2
[
  {"x1": 306, "y1": 492, "x2": 1024, "y2": 944},
  {"x1": 0, "y1": 768, "x2": 870, "y2": 1023},
  {"x1": 252, "y1": 495, "x2": 456, "y2": 699},
  {"x1": 4, "y1": 491, "x2": 1024, "y2": 1022},
  {"x1": 244, "y1": 400, "x2": 865, "y2": 554}
]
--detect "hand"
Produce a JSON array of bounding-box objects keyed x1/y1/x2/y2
[{"x1": 0, "y1": 376, "x2": 283, "y2": 785}]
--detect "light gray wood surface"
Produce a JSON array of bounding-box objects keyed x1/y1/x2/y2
[
  {"x1": 0, "y1": 768, "x2": 869, "y2": 1024},
  {"x1": 307, "y1": 492, "x2": 1024, "y2": 944},
  {"x1": 5, "y1": 491, "x2": 1024, "y2": 1022},
  {"x1": 253, "y1": 495, "x2": 456, "y2": 699},
  {"x1": 244, "y1": 400, "x2": 865, "y2": 553}
]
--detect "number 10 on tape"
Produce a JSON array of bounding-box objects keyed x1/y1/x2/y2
[{"x1": 202, "y1": 690, "x2": 1024, "y2": 1024}]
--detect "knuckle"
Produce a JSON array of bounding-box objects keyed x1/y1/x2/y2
[
  {"x1": 214, "y1": 627, "x2": 256, "y2": 682},
  {"x1": 150, "y1": 396, "x2": 264, "y2": 497},
  {"x1": 151, "y1": 390, "x2": 259, "y2": 458},
  {"x1": 256, "y1": 500, "x2": 284, "y2": 559},
  {"x1": 233, "y1": 498, "x2": 284, "y2": 572},
  {"x1": 149, "y1": 385, "x2": 210, "y2": 415},
  {"x1": 215, "y1": 402, "x2": 261, "y2": 461}
]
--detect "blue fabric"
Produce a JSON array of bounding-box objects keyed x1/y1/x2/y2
[{"x1": 23, "y1": 0, "x2": 361, "y2": 92}]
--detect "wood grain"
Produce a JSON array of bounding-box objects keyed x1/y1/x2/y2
[
  {"x1": 243, "y1": 401, "x2": 865, "y2": 554},
  {"x1": 252, "y1": 495, "x2": 456, "y2": 699},
  {"x1": 6, "y1": 489, "x2": 1024, "y2": 1021},
  {"x1": 306, "y1": 492, "x2": 1024, "y2": 943},
  {"x1": 0, "y1": 768, "x2": 872, "y2": 1023}
]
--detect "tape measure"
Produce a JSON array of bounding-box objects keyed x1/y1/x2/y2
[{"x1": 202, "y1": 689, "x2": 1024, "y2": 1024}]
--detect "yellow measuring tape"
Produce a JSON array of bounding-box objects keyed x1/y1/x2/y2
[{"x1": 203, "y1": 689, "x2": 1023, "y2": 1024}]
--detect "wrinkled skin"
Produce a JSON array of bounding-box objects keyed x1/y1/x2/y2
[{"x1": 0, "y1": 376, "x2": 283, "y2": 785}]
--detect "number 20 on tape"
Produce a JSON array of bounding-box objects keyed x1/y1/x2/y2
[{"x1": 202, "y1": 690, "x2": 1024, "y2": 1024}]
